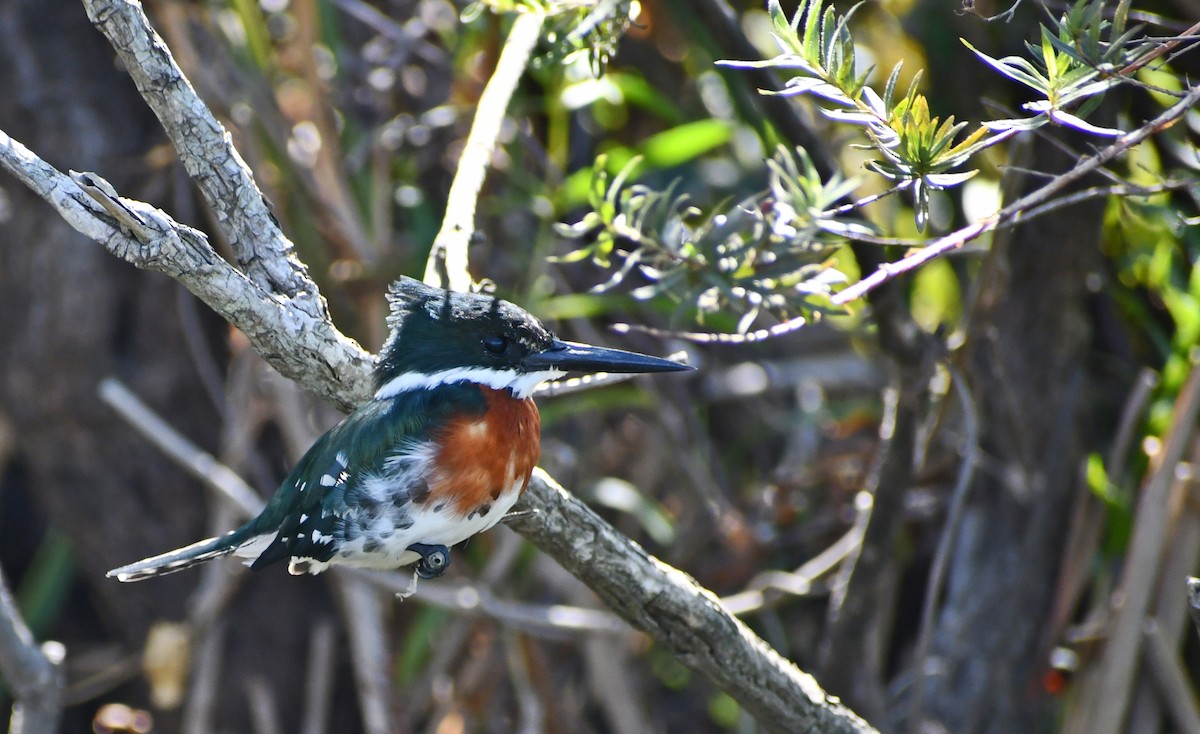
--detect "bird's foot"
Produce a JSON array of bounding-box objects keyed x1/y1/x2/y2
[{"x1": 407, "y1": 543, "x2": 451, "y2": 579}]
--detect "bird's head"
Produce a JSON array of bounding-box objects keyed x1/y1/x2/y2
[{"x1": 374, "y1": 277, "x2": 690, "y2": 399}]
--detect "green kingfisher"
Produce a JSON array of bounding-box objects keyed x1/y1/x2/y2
[{"x1": 108, "y1": 277, "x2": 690, "y2": 582}]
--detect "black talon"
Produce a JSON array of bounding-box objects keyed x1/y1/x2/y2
[{"x1": 407, "y1": 543, "x2": 451, "y2": 579}]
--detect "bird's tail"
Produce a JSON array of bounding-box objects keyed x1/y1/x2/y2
[{"x1": 107, "y1": 531, "x2": 245, "y2": 583}]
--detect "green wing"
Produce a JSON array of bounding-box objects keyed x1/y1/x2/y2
[{"x1": 247, "y1": 383, "x2": 486, "y2": 569}]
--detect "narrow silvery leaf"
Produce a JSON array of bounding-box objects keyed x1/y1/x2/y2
[
  {"x1": 1048, "y1": 109, "x2": 1124, "y2": 136},
  {"x1": 924, "y1": 171, "x2": 978, "y2": 188},
  {"x1": 984, "y1": 116, "x2": 1048, "y2": 131}
]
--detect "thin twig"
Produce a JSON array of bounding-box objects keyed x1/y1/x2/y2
[
  {"x1": 908, "y1": 365, "x2": 980, "y2": 732},
  {"x1": 1118, "y1": 20, "x2": 1200, "y2": 75},
  {"x1": 356, "y1": 567, "x2": 631, "y2": 637},
  {"x1": 176, "y1": 284, "x2": 227, "y2": 415},
  {"x1": 582, "y1": 632, "x2": 650, "y2": 734},
  {"x1": 832, "y1": 85, "x2": 1200, "y2": 305},
  {"x1": 613, "y1": 320, "x2": 809, "y2": 344},
  {"x1": 1141, "y1": 618, "x2": 1200, "y2": 733},
  {"x1": 502, "y1": 631, "x2": 544, "y2": 734},
  {"x1": 423, "y1": 10, "x2": 546, "y2": 291},
  {"x1": 300, "y1": 620, "x2": 338, "y2": 734},
  {"x1": 720, "y1": 526, "x2": 863, "y2": 616},
  {"x1": 245, "y1": 676, "x2": 284, "y2": 734},
  {"x1": 1109, "y1": 369, "x2": 1163, "y2": 477},
  {"x1": 0, "y1": 564, "x2": 64, "y2": 734},
  {"x1": 1126, "y1": 435, "x2": 1200, "y2": 733},
  {"x1": 1046, "y1": 369, "x2": 1160, "y2": 666},
  {"x1": 332, "y1": 575, "x2": 392, "y2": 734},
  {"x1": 98, "y1": 377, "x2": 264, "y2": 517},
  {"x1": 826, "y1": 182, "x2": 912, "y2": 217},
  {"x1": 182, "y1": 617, "x2": 226, "y2": 734},
  {"x1": 1186, "y1": 577, "x2": 1200, "y2": 644},
  {"x1": 1010, "y1": 178, "x2": 1197, "y2": 223},
  {"x1": 1077, "y1": 361, "x2": 1200, "y2": 734},
  {"x1": 332, "y1": 0, "x2": 445, "y2": 64}
]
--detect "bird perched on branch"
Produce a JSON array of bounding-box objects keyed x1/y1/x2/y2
[{"x1": 108, "y1": 277, "x2": 690, "y2": 582}]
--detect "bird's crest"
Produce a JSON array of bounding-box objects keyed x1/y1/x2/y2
[
  {"x1": 384, "y1": 277, "x2": 443, "y2": 332},
  {"x1": 376, "y1": 277, "x2": 556, "y2": 392}
]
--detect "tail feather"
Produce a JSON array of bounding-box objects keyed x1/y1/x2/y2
[{"x1": 107, "y1": 532, "x2": 243, "y2": 582}]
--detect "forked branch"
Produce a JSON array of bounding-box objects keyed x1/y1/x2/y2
[{"x1": 0, "y1": 1, "x2": 877, "y2": 731}]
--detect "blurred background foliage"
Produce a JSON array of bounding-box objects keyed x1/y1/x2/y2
[{"x1": 2, "y1": 0, "x2": 1200, "y2": 732}]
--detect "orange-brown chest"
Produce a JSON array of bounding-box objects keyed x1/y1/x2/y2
[{"x1": 428, "y1": 387, "x2": 541, "y2": 517}]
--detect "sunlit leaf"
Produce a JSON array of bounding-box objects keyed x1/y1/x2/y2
[{"x1": 1048, "y1": 109, "x2": 1124, "y2": 136}]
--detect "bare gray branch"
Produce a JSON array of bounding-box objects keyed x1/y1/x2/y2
[
  {"x1": 0, "y1": 2, "x2": 879, "y2": 731},
  {"x1": 81, "y1": 0, "x2": 317, "y2": 302},
  {"x1": 0, "y1": 134, "x2": 374, "y2": 411},
  {"x1": 0, "y1": 563, "x2": 64, "y2": 734},
  {"x1": 511, "y1": 470, "x2": 877, "y2": 734}
]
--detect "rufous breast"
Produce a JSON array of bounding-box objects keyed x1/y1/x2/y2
[{"x1": 427, "y1": 386, "x2": 541, "y2": 517}]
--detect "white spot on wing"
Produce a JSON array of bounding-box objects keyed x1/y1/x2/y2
[
  {"x1": 288, "y1": 557, "x2": 329, "y2": 576},
  {"x1": 320, "y1": 474, "x2": 337, "y2": 487}
]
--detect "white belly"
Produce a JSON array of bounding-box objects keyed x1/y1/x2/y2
[
  {"x1": 327, "y1": 481, "x2": 522, "y2": 572},
  {"x1": 234, "y1": 484, "x2": 523, "y2": 576}
]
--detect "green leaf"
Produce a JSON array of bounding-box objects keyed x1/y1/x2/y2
[
  {"x1": 590, "y1": 477, "x2": 676, "y2": 545},
  {"x1": 1085, "y1": 452, "x2": 1122, "y2": 507},
  {"x1": 803, "y1": 0, "x2": 823, "y2": 61},
  {"x1": 1049, "y1": 108, "x2": 1123, "y2": 136},
  {"x1": 640, "y1": 120, "x2": 732, "y2": 168},
  {"x1": 984, "y1": 116, "x2": 1049, "y2": 131},
  {"x1": 962, "y1": 40, "x2": 1049, "y2": 92},
  {"x1": 883, "y1": 62, "x2": 903, "y2": 109}
]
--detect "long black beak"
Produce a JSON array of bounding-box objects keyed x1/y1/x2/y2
[{"x1": 524, "y1": 339, "x2": 692, "y2": 374}]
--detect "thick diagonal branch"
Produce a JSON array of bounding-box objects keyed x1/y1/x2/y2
[
  {"x1": 512, "y1": 471, "x2": 875, "y2": 734},
  {"x1": 81, "y1": 0, "x2": 319, "y2": 305},
  {"x1": 0, "y1": 132, "x2": 374, "y2": 411},
  {"x1": 0, "y1": 83, "x2": 876, "y2": 734},
  {"x1": 0, "y1": 1, "x2": 879, "y2": 730}
]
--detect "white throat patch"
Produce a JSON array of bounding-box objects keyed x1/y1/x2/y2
[{"x1": 374, "y1": 366, "x2": 563, "y2": 400}]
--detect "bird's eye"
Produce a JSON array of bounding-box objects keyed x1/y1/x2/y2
[{"x1": 483, "y1": 335, "x2": 509, "y2": 355}]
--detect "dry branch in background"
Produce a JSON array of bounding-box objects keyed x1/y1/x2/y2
[
  {"x1": 1070, "y1": 365, "x2": 1200, "y2": 733},
  {"x1": 830, "y1": 84, "x2": 1200, "y2": 305},
  {"x1": 0, "y1": 0, "x2": 877, "y2": 731},
  {"x1": 422, "y1": 8, "x2": 545, "y2": 293},
  {"x1": 510, "y1": 471, "x2": 874, "y2": 733},
  {"x1": 0, "y1": 563, "x2": 65, "y2": 734}
]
